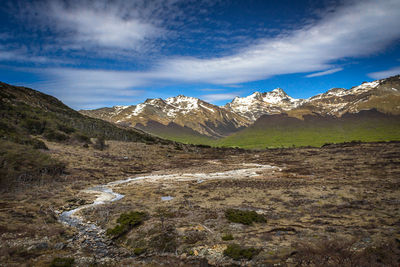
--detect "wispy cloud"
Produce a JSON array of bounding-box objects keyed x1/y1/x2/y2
[
  {"x1": 11, "y1": 0, "x2": 185, "y2": 54},
  {"x1": 30, "y1": 68, "x2": 147, "y2": 109},
  {"x1": 46, "y1": 2, "x2": 164, "y2": 50},
  {"x1": 150, "y1": 0, "x2": 400, "y2": 84},
  {"x1": 201, "y1": 93, "x2": 239, "y2": 103},
  {"x1": 199, "y1": 88, "x2": 226, "y2": 92},
  {"x1": 305, "y1": 67, "x2": 343, "y2": 78},
  {"x1": 368, "y1": 66, "x2": 400, "y2": 79}
]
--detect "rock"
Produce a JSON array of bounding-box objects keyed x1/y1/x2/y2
[
  {"x1": 54, "y1": 242, "x2": 66, "y2": 250},
  {"x1": 28, "y1": 242, "x2": 49, "y2": 251}
]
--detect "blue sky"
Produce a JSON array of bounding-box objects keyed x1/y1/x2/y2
[{"x1": 1, "y1": 0, "x2": 400, "y2": 109}]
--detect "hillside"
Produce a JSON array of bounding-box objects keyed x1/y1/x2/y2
[
  {"x1": 216, "y1": 109, "x2": 400, "y2": 149},
  {"x1": 0, "y1": 82, "x2": 168, "y2": 189}
]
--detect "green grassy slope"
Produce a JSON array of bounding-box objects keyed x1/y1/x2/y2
[
  {"x1": 135, "y1": 121, "x2": 216, "y2": 145},
  {"x1": 215, "y1": 110, "x2": 400, "y2": 149}
]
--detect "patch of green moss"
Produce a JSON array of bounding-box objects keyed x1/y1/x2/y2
[
  {"x1": 106, "y1": 211, "x2": 147, "y2": 238},
  {"x1": 222, "y1": 233, "x2": 234, "y2": 241},
  {"x1": 223, "y1": 244, "x2": 260, "y2": 260},
  {"x1": 225, "y1": 209, "x2": 266, "y2": 225},
  {"x1": 133, "y1": 247, "x2": 146, "y2": 256}
]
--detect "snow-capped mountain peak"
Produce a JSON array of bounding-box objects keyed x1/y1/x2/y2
[
  {"x1": 225, "y1": 88, "x2": 305, "y2": 121},
  {"x1": 262, "y1": 88, "x2": 293, "y2": 104}
]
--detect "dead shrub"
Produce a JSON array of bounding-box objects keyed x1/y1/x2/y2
[{"x1": 293, "y1": 238, "x2": 400, "y2": 267}]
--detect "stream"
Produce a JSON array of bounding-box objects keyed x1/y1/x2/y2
[{"x1": 58, "y1": 163, "x2": 280, "y2": 259}]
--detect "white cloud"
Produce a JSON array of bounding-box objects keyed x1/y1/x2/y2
[
  {"x1": 50, "y1": 5, "x2": 163, "y2": 50},
  {"x1": 30, "y1": 68, "x2": 147, "y2": 109},
  {"x1": 368, "y1": 66, "x2": 400, "y2": 79},
  {"x1": 201, "y1": 93, "x2": 239, "y2": 103},
  {"x1": 149, "y1": 0, "x2": 400, "y2": 84},
  {"x1": 199, "y1": 88, "x2": 226, "y2": 92},
  {"x1": 16, "y1": 0, "x2": 176, "y2": 52},
  {"x1": 305, "y1": 67, "x2": 343, "y2": 78}
]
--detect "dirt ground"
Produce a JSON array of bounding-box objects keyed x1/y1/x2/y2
[{"x1": 1, "y1": 141, "x2": 399, "y2": 266}]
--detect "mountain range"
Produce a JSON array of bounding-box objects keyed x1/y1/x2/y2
[{"x1": 80, "y1": 75, "x2": 400, "y2": 147}]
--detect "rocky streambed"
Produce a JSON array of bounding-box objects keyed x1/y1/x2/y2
[{"x1": 57, "y1": 163, "x2": 280, "y2": 262}]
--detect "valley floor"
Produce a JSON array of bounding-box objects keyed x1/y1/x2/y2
[{"x1": 1, "y1": 141, "x2": 399, "y2": 266}]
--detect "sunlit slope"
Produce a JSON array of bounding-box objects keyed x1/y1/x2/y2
[
  {"x1": 216, "y1": 110, "x2": 400, "y2": 149},
  {"x1": 134, "y1": 120, "x2": 216, "y2": 145}
]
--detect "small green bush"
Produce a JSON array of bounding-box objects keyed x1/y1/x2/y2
[
  {"x1": 49, "y1": 257, "x2": 74, "y2": 267},
  {"x1": 133, "y1": 247, "x2": 146, "y2": 255},
  {"x1": 43, "y1": 129, "x2": 69, "y2": 142},
  {"x1": 225, "y1": 209, "x2": 266, "y2": 225},
  {"x1": 106, "y1": 211, "x2": 147, "y2": 238},
  {"x1": 57, "y1": 124, "x2": 75, "y2": 134},
  {"x1": 93, "y1": 136, "x2": 107, "y2": 150},
  {"x1": 149, "y1": 225, "x2": 177, "y2": 253},
  {"x1": 21, "y1": 118, "x2": 46, "y2": 135},
  {"x1": 31, "y1": 138, "x2": 48, "y2": 150},
  {"x1": 71, "y1": 133, "x2": 91, "y2": 144},
  {"x1": 222, "y1": 233, "x2": 234, "y2": 241},
  {"x1": 0, "y1": 140, "x2": 65, "y2": 190},
  {"x1": 223, "y1": 244, "x2": 260, "y2": 260}
]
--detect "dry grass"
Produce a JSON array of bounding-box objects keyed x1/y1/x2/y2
[{"x1": 1, "y1": 141, "x2": 399, "y2": 265}]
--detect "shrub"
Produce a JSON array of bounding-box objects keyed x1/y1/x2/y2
[
  {"x1": 31, "y1": 138, "x2": 48, "y2": 150},
  {"x1": 93, "y1": 136, "x2": 107, "y2": 150},
  {"x1": 184, "y1": 230, "x2": 207, "y2": 244},
  {"x1": 293, "y1": 238, "x2": 400, "y2": 266},
  {"x1": 57, "y1": 124, "x2": 75, "y2": 134},
  {"x1": 49, "y1": 257, "x2": 74, "y2": 267},
  {"x1": 0, "y1": 140, "x2": 65, "y2": 190},
  {"x1": 149, "y1": 224, "x2": 178, "y2": 253},
  {"x1": 71, "y1": 133, "x2": 91, "y2": 144},
  {"x1": 106, "y1": 211, "x2": 147, "y2": 238},
  {"x1": 222, "y1": 233, "x2": 234, "y2": 241},
  {"x1": 43, "y1": 129, "x2": 69, "y2": 142},
  {"x1": 133, "y1": 247, "x2": 146, "y2": 256},
  {"x1": 21, "y1": 118, "x2": 46, "y2": 135},
  {"x1": 225, "y1": 209, "x2": 266, "y2": 225},
  {"x1": 223, "y1": 244, "x2": 260, "y2": 260}
]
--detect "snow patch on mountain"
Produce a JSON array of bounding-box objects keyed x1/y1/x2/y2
[
  {"x1": 351, "y1": 80, "x2": 380, "y2": 93},
  {"x1": 225, "y1": 88, "x2": 306, "y2": 121}
]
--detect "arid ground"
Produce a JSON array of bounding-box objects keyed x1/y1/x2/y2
[{"x1": 1, "y1": 141, "x2": 399, "y2": 266}]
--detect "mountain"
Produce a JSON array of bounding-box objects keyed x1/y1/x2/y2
[
  {"x1": 224, "y1": 88, "x2": 306, "y2": 121},
  {"x1": 81, "y1": 95, "x2": 250, "y2": 139},
  {"x1": 293, "y1": 75, "x2": 400, "y2": 117},
  {"x1": 81, "y1": 75, "x2": 400, "y2": 146}
]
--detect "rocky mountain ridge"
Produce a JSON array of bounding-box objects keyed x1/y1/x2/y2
[{"x1": 80, "y1": 75, "x2": 400, "y2": 138}]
